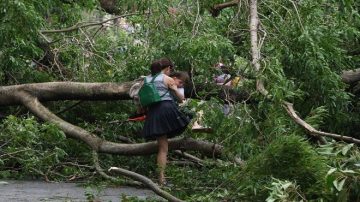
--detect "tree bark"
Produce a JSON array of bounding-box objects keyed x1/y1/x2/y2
[
  {"x1": 341, "y1": 68, "x2": 360, "y2": 84},
  {"x1": 5, "y1": 87, "x2": 222, "y2": 156},
  {"x1": 0, "y1": 82, "x2": 134, "y2": 106},
  {"x1": 209, "y1": 0, "x2": 239, "y2": 17},
  {"x1": 283, "y1": 101, "x2": 360, "y2": 145},
  {"x1": 0, "y1": 81, "x2": 253, "y2": 106},
  {"x1": 249, "y1": 0, "x2": 268, "y2": 96}
]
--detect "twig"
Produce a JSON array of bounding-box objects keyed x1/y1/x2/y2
[
  {"x1": 55, "y1": 101, "x2": 83, "y2": 115},
  {"x1": 92, "y1": 150, "x2": 141, "y2": 186},
  {"x1": 0, "y1": 148, "x2": 30, "y2": 158},
  {"x1": 0, "y1": 137, "x2": 14, "y2": 149},
  {"x1": 60, "y1": 161, "x2": 94, "y2": 169},
  {"x1": 191, "y1": 0, "x2": 201, "y2": 38},
  {"x1": 30, "y1": 168, "x2": 51, "y2": 182},
  {"x1": 169, "y1": 160, "x2": 197, "y2": 166},
  {"x1": 40, "y1": 13, "x2": 139, "y2": 34},
  {"x1": 173, "y1": 150, "x2": 204, "y2": 166},
  {"x1": 290, "y1": 0, "x2": 304, "y2": 32}
]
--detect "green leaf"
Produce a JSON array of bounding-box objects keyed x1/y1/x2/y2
[
  {"x1": 327, "y1": 167, "x2": 337, "y2": 176},
  {"x1": 333, "y1": 178, "x2": 346, "y2": 191},
  {"x1": 341, "y1": 143, "x2": 354, "y2": 155}
]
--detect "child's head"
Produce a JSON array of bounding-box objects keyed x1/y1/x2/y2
[{"x1": 169, "y1": 71, "x2": 189, "y2": 88}]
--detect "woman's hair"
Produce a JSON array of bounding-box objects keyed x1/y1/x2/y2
[
  {"x1": 150, "y1": 58, "x2": 174, "y2": 75},
  {"x1": 169, "y1": 71, "x2": 190, "y2": 83}
]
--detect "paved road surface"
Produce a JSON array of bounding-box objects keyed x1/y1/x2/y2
[{"x1": 0, "y1": 180, "x2": 159, "y2": 202}]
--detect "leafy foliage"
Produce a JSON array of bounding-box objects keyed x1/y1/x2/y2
[
  {"x1": 0, "y1": 0, "x2": 360, "y2": 201},
  {"x1": 235, "y1": 135, "x2": 328, "y2": 201},
  {"x1": 0, "y1": 115, "x2": 68, "y2": 178}
]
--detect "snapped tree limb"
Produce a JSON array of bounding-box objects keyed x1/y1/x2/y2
[
  {"x1": 2, "y1": 85, "x2": 222, "y2": 156},
  {"x1": 249, "y1": 0, "x2": 268, "y2": 96},
  {"x1": 283, "y1": 101, "x2": 360, "y2": 145},
  {"x1": 247, "y1": 0, "x2": 356, "y2": 145},
  {"x1": 109, "y1": 166, "x2": 184, "y2": 202}
]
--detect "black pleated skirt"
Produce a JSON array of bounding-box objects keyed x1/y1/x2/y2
[{"x1": 142, "y1": 100, "x2": 190, "y2": 140}]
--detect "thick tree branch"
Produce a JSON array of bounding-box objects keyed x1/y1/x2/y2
[
  {"x1": 341, "y1": 68, "x2": 360, "y2": 84},
  {"x1": 283, "y1": 101, "x2": 360, "y2": 144},
  {"x1": 14, "y1": 90, "x2": 223, "y2": 156},
  {"x1": 210, "y1": 0, "x2": 239, "y2": 17},
  {"x1": 0, "y1": 82, "x2": 135, "y2": 106},
  {"x1": 109, "y1": 166, "x2": 184, "y2": 202},
  {"x1": 249, "y1": 0, "x2": 268, "y2": 96},
  {"x1": 0, "y1": 81, "x2": 252, "y2": 106},
  {"x1": 114, "y1": 131, "x2": 205, "y2": 165}
]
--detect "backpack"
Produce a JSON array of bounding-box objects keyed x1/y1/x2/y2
[{"x1": 138, "y1": 74, "x2": 168, "y2": 107}]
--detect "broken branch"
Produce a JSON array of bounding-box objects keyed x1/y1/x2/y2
[{"x1": 283, "y1": 101, "x2": 360, "y2": 144}]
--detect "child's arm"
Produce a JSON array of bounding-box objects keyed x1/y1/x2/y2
[{"x1": 164, "y1": 76, "x2": 185, "y2": 102}]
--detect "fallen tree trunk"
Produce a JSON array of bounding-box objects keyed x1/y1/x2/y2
[
  {"x1": 0, "y1": 81, "x2": 223, "y2": 200},
  {"x1": 0, "y1": 82, "x2": 135, "y2": 106},
  {"x1": 0, "y1": 81, "x2": 253, "y2": 107}
]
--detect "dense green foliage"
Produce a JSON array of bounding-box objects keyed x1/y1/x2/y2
[
  {"x1": 0, "y1": 0, "x2": 359, "y2": 201},
  {"x1": 238, "y1": 135, "x2": 328, "y2": 200}
]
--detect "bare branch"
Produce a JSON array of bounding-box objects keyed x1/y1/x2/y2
[
  {"x1": 92, "y1": 150, "x2": 141, "y2": 186},
  {"x1": 249, "y1": 0, "x2": 268, "y2": 96},
  {"x1": 173, "y1": 150, "x2": 204, "y2": 166},
  {"x1": 109, "y1": 166, "x2": 185, "y2": 202},
  {"x1": 283, "y1": 101, "x2": 360, "y2": 145}
]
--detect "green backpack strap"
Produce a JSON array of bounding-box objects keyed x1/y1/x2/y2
[{"x1": 145, "y1": 73, "x2": 169, "y2": 97}]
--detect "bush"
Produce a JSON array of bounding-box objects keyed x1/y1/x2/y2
[
  {"x1": 0, "y1": 115, "x2": 68, "y2": 179},
  {"x1": 236, "y1": 135, "x2": 328, "y2": 201}
]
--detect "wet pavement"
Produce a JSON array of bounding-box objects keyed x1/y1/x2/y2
[{"x1": 0, "y1": 180, "x2": 159, "y2": 202}]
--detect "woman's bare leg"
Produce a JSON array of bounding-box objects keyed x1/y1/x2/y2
[{"x1": 156, "y1": 135, "x2": 168, "y2": 185}]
